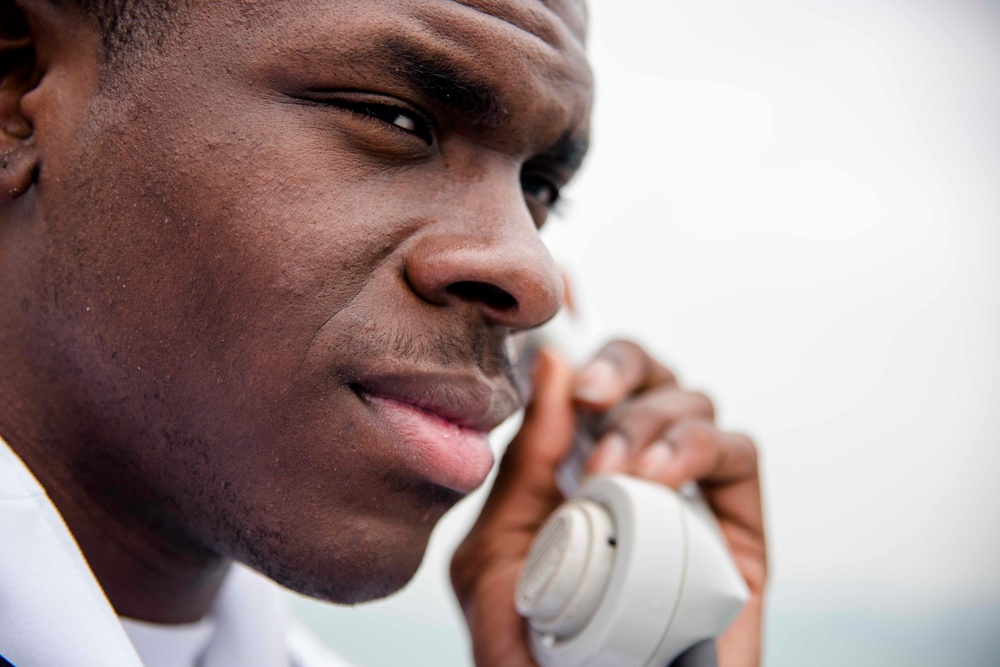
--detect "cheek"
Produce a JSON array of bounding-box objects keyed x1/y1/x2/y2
[
  {"x1": 24, "y1": 79, "x2": 456, "y2": 600},
  {"x1": 44, "y1": 101, "x2": 395, "y2": 401}
]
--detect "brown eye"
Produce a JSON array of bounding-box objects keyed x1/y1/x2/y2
[
  {"x1": 390, "y1": 113, "x2": 417, "y2": 132},
  {"x1": 325, "y1": 98, "x2": 434, "y2": 145},
  {"x1": 521, "y1": 174, "x2": 560, "y2": 209},
  {"x1": 356, "y1": 104, "x2": 432, "y2": 145}
]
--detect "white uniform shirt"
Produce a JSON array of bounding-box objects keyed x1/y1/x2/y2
[{"x1": 0, "y1": 437, "x2": 353, "y2": 667}]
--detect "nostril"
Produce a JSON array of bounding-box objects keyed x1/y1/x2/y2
[{"x1": 447, "y1": 281, "x2": 518, "y2": 313}]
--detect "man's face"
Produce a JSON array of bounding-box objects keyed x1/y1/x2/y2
[{"x1": 17, "y1": 0, "x2": 592, "y2": 601}]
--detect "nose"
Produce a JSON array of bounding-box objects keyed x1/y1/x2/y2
[{"x1": 403, "y1": 181, "x2": 564, "y2": 330}]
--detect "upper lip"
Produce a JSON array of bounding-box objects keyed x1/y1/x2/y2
[{"x1": 352, "y1": 369, "x2": 520, "y2": 433}]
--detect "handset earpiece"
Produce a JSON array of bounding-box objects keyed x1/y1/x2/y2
[{"x1": 516, "y1": 474, "x2": 749, "y2": 667}]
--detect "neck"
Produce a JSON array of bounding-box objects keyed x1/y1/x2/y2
[
  {"x1": 1, "y1": 414, "x2": 231, "y2": 624},
  {"x1": 59, "y1": 487, "x2": 233, "y2": 624}
]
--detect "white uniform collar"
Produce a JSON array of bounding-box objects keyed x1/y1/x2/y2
[
  {"x1": 0, "y1": 436, "x2": 304, "y2": 667},
  {"x1": 0, "y1": 436, "x2": 144, "y2": 666}
]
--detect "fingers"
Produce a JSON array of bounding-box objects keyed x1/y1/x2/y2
[
  {"x1": 628, "y1": 421, "x2": 767, "y2": 591},
  {"x1": 585, "y1": 400, "x2": 765, "y2": 577},
  {"x1": 586, "y1": 387, "x2": 715, "y2": 474},
  {"x1": 500, "y1": 347, "x2": 576, "y2": 483},
  {"x1": 642, "y1": 421, "x2": 759, "y2": 491},
  {"x1": 574, "y1": 339, "x2": 677, "y2": 410}
]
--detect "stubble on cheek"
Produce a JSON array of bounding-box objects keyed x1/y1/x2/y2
[{"x1": 27, "y1": 48, "x2": 495, "y2": 602}]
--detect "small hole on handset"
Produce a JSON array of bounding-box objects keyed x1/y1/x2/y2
[{"x1": 607, "y1": 537, "x2": 617, "y2": 547}]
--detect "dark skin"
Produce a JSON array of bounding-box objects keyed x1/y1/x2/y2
[{"x1": 0, "y1": 0, "x2": 765, "y2": 664}]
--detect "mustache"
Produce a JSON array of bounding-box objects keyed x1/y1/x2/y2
[{"x1": 344, "y1": 316, "x2": 519, "y2": 388}]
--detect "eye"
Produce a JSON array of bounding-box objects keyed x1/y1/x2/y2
[
  {"x1": 521, "y1": 174, "x2": 561, "y2": 209},
  {"x1": 299, "y1": 90, "x2": 436, "y2": 147},
  {"x1": 337, "y1": 101, "x2": 434, "y2": 145}
]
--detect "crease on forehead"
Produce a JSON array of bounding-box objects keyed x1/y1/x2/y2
[
  {"x1": 404, "y1": 1, "x2": 592, "y2": 112},
  {"x1": 222, "y1": 0, "x2": 592, "y2": 160},
  {"x1": 280, "y1": 4, "x2": 593, "y2": 131},
  {"x1": 405, "y1": 0, "x2": 590, "y2": 78},
  {"x1": 445, "y1": 0, "x2": 588, "y2": 48}
]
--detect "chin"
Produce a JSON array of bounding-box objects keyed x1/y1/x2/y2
[
  {"x1": 264, "y1": 557, "x2": 424, "y2": 605},
  {"x1": 232, "y1": 504, "x2": 443, "y2": 605}
]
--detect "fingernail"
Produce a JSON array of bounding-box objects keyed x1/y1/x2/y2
[
  {"x1": 589, "y1": 432, "x2": 629, "y2": 473},
  {"x1": 574, "y1": 359, "x2": 617, "y2": 402},
  {"x1": 635, "y1": 441, "x2": 673, "y2": 479}
]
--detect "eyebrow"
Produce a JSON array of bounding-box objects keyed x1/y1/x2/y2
[
  {"x1": 325, "y1": 35, "x2": 502, "y2": 134},
  {"x1": 336, "y1": 36, "x2": 590, "y2": 171},
  {"x1": 381, "y1": 36, "x2": 507, "y2": 130}
]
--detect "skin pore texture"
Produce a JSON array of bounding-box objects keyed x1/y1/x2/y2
[
  {"x1": 1, "y1": 3, "x2": 767, "y2": 665},
  {"x1": 0, "y1": 0, "x2": 591, "y2": 622}
]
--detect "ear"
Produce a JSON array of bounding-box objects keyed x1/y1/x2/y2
[{"x1": 0, "y1": 0, "x2": 38, "y2": 202}]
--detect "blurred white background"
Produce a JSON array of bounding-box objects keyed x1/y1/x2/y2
[{"x1": 292, "y1": 0, "x2": 1000, "y2": 664}]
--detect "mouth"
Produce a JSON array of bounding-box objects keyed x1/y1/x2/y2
[{"x1": 351, "y1": 371, "x2": 520, "y2": 494}]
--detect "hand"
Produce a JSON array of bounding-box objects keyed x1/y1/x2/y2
[
  {"x1": 450, "y1": 342, "x2": 767, "y2": 667},
  {"x1": 579, "y1": 341, "x2": 766, "y2": 667}
]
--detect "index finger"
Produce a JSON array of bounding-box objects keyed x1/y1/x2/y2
[{"x1": 573, "y1": 339, "x2": 678, "y2": 410}]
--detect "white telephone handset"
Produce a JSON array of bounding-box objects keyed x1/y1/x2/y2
[
  {"x1": 515, "y1": 474, "x2": 748, "y2": 667},
  {"x1": 513, "y1": 298, "x2": 748, "y2": 667}
]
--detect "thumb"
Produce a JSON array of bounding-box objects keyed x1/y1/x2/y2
[{"x1": 478, "y1": 348, "x2": 576, "y2": 526}]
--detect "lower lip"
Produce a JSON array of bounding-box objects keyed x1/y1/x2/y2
[{"x1": 364, "y1": 395, "x2": 495, "y2": 494}]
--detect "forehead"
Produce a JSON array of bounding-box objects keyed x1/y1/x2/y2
[
  {"x1": 233, "y1": 0, "x2": 589, "y2": 45},
  {"x1": 173, "y1": 0, "x2": 593, "y2": 146},
  {"x1": 222, "y1": 0, "x2": 590, "y2": 74}
]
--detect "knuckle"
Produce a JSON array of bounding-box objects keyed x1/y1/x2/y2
[
  {"x1": 597, "y1": 339, "x2": 678, "y2": 388},
  {"x1": 449, "y1": 535, "x2": 505, "y2": 600},
  {"x1": 606, "y1": 338, "x2": 642, "y2": 354},
  {"x1": 686, "y1": 390, "x2": 716, "y2": 419},
  {"x1": 626, "y1": 398, "x2": 668, "y2": 425},
  {"x1": 604, "y1": 421, "x2": 642, "y2": 448},
  {"x1": 608, "y1": 397, "x2": 676, "y2": 441},
  {"x1": 598, "y1": 339, "x2": 643, "y2": 366},
  {"x1": 449, "y1": 543, "x2": 475, "y2": 596},
  {"x1": 732, "y1": 432, "x2": 760, "y2": 473},
  {"x1": 672, "y1": 419, "x2": 717, "y2": 450}
]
